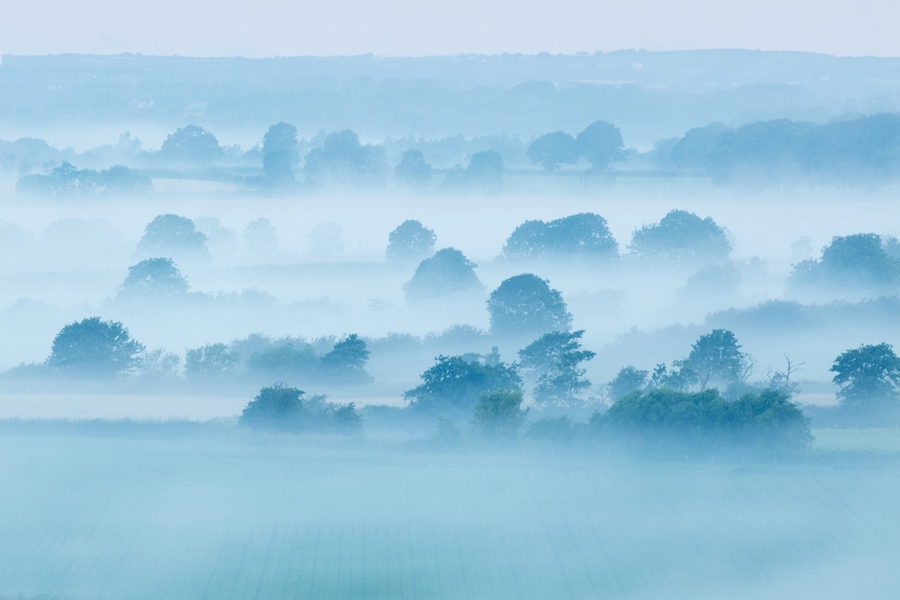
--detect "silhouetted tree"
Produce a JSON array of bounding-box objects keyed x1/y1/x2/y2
[
  {"x1": 47, "y1": 317, "x2": 144, "y2": 377},
  {"x1": 117, "y1": 258, "x2": 189, "y2": 300},
  {"x1": 404, "y1": 354, "x2": 522, "y2": 412},
  {"x1": 487, "y1": 274, "x2": 572, "y2": 337},
  {"x1": 629, "y1": 210, "x2": 731, "y2": 262},
  {"x1": 386, "y1": 219, "x2": 436, "y2": 262},
  {"x1": 239, "y1": 384, "x2": 308, "y2": 431},
  {"x1": 136, "y1": 214, "x2": 209, "y2": 260},
  {"x1": 158, "y1": 125, "x2": 224, "y2": 163},
  {"x1": 788, "y1": 234, "x2": 900, "y2": 298},
  {"x1": 320, "y1": 334, "x2": 372, "y2": 384},
  {"x1": 262, "y1": 122, "x2": 299, "y2": 185},
  {"x1": 466, "y1": 150, "x2": 504, "y2": 188},
  {"x1": 527, "y1": 131, "x2": 579, "y2": 171},
  {"x1": 575, "y1": 120, "x2": 625, "y2": 171},
  {"x1": 518, "y1": 330, "x2": 595, "y2": 406},
  {"x1": 473, "y1": 389, "x2": 527, "y2": 439},
  {"x1": 830, "y1": 343, "x2": 900, "y2": 407},
  {"x1": 185, "y1": 343, "x2": 239, "y2": 379},
  {"x1": 687, "y1": 329, "x2": 752, "y2": 390},
  {"x1": 304, "y1": 130, "x2": 389, "y2": 186},
  {"x1": 394, "y1": 149, "x2": 432, "y2": 187},
  {"x1": 503, "y1": 213, "x2": 618, "y2": 259},
  {"x1": 404, "y1": 248, "x2": 482, "y2": 302},
  {"x1": 607, "y1": 366, "x2": 649, "y2": 401}
]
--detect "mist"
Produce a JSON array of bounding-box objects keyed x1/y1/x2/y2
[{"x1": 2, "y1": 50, "x2": 900, "y2": 600}]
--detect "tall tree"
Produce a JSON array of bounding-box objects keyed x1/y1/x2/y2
[
  {"x1": 830, "y1": 343, "x2": 900, "y2": 407},
  {"x1": 262, "y1": 122, "x2": 299, "y2": 185}
]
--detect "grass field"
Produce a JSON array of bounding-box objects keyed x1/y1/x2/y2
[
  {"x1": 1, "y1": 429, "x2": 900, "y2": 600},
  {"x1": 812, "y1": 428, "x2": 900, "y2": 454}
]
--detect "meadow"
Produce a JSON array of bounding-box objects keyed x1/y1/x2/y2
[{"x1": 1, "y1": 429, "x2": 899, "y2": 600}]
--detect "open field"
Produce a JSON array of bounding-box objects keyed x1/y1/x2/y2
[
  {"x1": 1, "y1": 431, "x2": 900, "y2": 600},
  {"x1": 812, "y1": 428, "x2": 900, "y2": 454}
]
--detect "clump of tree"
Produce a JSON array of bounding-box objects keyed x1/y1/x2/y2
[
  {"x1": 472, "y1": 389, "x2": 528, "y2": 440},
  {"x1": 518, "y1": 330, "x2": 595, "y2": 406},
  {"x1": 157, "y1": 125, "x2": 224, "y2": 164},
  {"x1": 135, "y1": 214, "x2": 210, "y2": 261},
  {"x1": 788, "y1": 234, "x2": 900, "y2": 299},
  {"x1": 261, "y1": 122, "x2": 299, "y2": 186},
  {"x1": 239, "y1": 383, "x2": 362, "y2": 435},
  {"x1": 525, "y1": 121, "x2": 625, "y2": 172},
  {"x1": 629, "y1": 210, "x2": 731, "y2": 263},
  {"x1": 487, "y1": 274, "x2": 572, "y2": 338},
  {"x1": 830, "y1": 343, "x2": 900, "y2": 410},
  {"x1": 441, "y1": 150, "x2": 504, "y2": 192},
  {"x1": 304, "y1": 130, "x2": 389, "y2": 186},
  {"x1": 502, "y1": 213, "x2": 618, "y2": 260},
  {"x1": 394, "y1": 149, "x2": 433, "y2": 188},
  {"x1": 46, "y1": 317, "x2": 145, "y2": 378},
  {"x1": 404, "y1": 350, "x2": 522, "y2": 413},
  {"x1": 386, "y1": 220, "x2": 436, "y2": 263},
  {"x1": 596, "y1": 388, "x2": 812, "y2": 453},
  {"x1": 17, "y1": 162, "x2": 151, "y2": 196},
  {"x1": 404, "y1": 248, "x2": 482, "y2": 302},
  {"x1": 116, "y1": 258, "x2": 190, "y2": 302}
]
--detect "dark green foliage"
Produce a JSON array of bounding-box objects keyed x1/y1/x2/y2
[
  {"x1": 518, "y1": 330, "x2": 595, "y2": 406},
  {"x1": 575, "y1": 120, "x2": 626, "y2": 171},
  {"x1": 830, "y1": 343, "x2": 900, "y2": 407},
  {"x1": 304, "y1": 130, "x2": 389, "y2": 186},
  {"x1": 117, "y1": 258, "x2": 189, "y2": 300},
  {"x1": 394, "y1": 149, "x2": 432, "y2": 187},
  {"x1": 262, "y1": 122, "x2": 299, "y2": 185},
  {"x1": 608, "y1": 366, "x2": 649, "y2": 401},
  {"x1": 687, "y1": 329, "x2": 751, "y2": 390},
  {"x1": 47, "y1": 317, "x2": 145, "y2": 377},
  {"x1": 386, "y1": 219, "x2": 436, "y2": 262},
  {"x1": 136, "y1": 214, "x2": 209, "y2": 259},
  {"x1": 502, "y1": 213, "x2": 618, "y2": 259},
  {"x1": 647, "y1": 360, "x2": 698, "y2": 392},
  {"x1": 158, "y1": 125, "x2": 224, "y2": 163},
  {"x1": 600, "y1": 388, "x2": 812, "y2": 451},
  {"x1": 17, "y1": 162, "x2": 151, "y2": 196},
  {"x1": 404, "y1": 354, "x2": 522, "y2": 412},
  {"x1": 404, "y1": 248, "x2": 481, "y2": 302},
  {"x1": 788, "y1": 234, "x2": 900, "y2": 297},
  {"x1": 320, "y1": 334, "x2": 372, "y2": 385},
  {"x1": 629, "y1": 210, "x2": 731, "y2": 262},
  {"x1": 526, "y1": 131, "x2": 580, "y2": 171},
  {"x1": 185, "y1": 343, "x2": 239, "y2": 379},
  {"x1": 472, "y1": 389, "x2": 527, "y2": 439},
  {"x1": 487, "y1": 274, "x2": 572, "y2": 337}
]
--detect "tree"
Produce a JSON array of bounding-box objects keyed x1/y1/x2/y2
[
  {"x1": 394, "y1": 149, "x2": 432, "y2": 187},
  {"x1": 262, "y1": 122, "x2": 299, "y2": 185},
  {"x1": 472, "y1": 389, "x2": 527, "y2": 439},
  {"x1": 607, "y1": 366, "x2": 649, "y2": 401},
  {"x1": 304, "y1": 130, "x2": 389, "y2": 186},
  {"x1": 404, "y1": 354, "x2": 522, "y2": 412},
  {"x1": 47, "y1": 317, "x2": 145, "y2": 377},
  {"x1": 629, "y1": 210, "x2": 731, "y2": 262},
  {"x1": 518, "y1": 330, "x2": 596, "y2": 406},
  {"x1": 502, "y1": 213, "x2": 618, "y2": 260},
  {"x1": 575, "y1": 120, "x2": 625, "y2": 171},
  {"x1": 320, "y1": 334, "x2": 372, "y2": 385},
  {"x1": 788, "y1": 234, "x2": 900, "y2": 297},
  {"x1": 239, "y1": 384, "x2": 308, "y2": 431},
  {"x1": 386, "y1": 220, "x2": 436, "y2": 262},
  {"x1": 647, "y1": 360, "x2": 698, "y2": 392},
  {"x1": 136, "y1": 214, "x2": 209, "y2": 260},
  {"x1": 158, "y1": 125, "x2": 224, "y2": 163},
  {"x1": 487, "y1": 274, "x2": 572, "y2": 337},
  {"x1": 117, "y1": 258, "x2": 189, "y2": 300},
  {"x1": 830, "y1": 343, "x2": 900, "y2": 407},
  {"x1": 687, "y1": 329, "x2": 752, "y2": 390},
  {"x1": 243, "y1": 218, "x2": 278, "y2": 258},
  {"x1": 526, "y1": 131, "x2": 580, "y2": 171},
  {"x1": 466, "y1": 150, "x2": 504, "y2": 188},
  {"x1": 404, "y1": 248, "x2": 482, "y2": 302},
  {"x1": 185, "y1": 343, "x2": 239, "y2": 379}
]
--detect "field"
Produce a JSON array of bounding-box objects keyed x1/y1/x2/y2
[{"x1": 2, "y1": 429, "x2": 900, "y2": 599}]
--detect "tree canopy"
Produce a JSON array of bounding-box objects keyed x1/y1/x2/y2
[
  {"x1": 117, "y1": 258, "x2": 189, "y2": 301},
  {"x1": 404, "y1": 353, "x2": 522, "y2": 412},
  {"x1": 159, "y1": 125, "x2": 224, "y2": 163},
  {"x1": 262, "y1": 122, "x2": 299, "y2": 185},
  {"x1": 386, "y1": 220, "x2": 437, "y2": 262},
  {"x1": 502, "y1": 213, "x2": 618, "y2": 259},
  {"x1": 404, "y1": 248, "x2": 482, "y2": 302},
  {"x1": 629, "y1": 210, "x2": 731, "y2": 262},
  {"x1": 136, "y1": 214, "x2": 209, "y2": 260},
  {"x1": 518, "y1": 330, "x2": 596, "y2": 406},
  {"x1": 526, "y1": 131, "x2": 580, "y2": 171},
  {"x1": 788, "y1": 234, "x2": 900, "y2": 298},
  {"x1": 575, "y1": 120, "x2": 626, "y2": 171},
  {"x1": 830, "y1": 343, "x2": 900, "y2": 407},
  {"x1": 394, "y1": 149, "x2": 433, "y2": 187},
  {"x1": 47, "y1": 317, "x2": 145, "y2": 377},
  {"x1": 687, "y1": 329, "x2": 751, "y2": 390},
  {"x1": 487, "y1": 274, "x2": 572, "y2": 337},
  {"x1": 304, "y1": 130, "x2": 389, "y2": 186}
]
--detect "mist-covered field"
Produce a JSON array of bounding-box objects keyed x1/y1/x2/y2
[{"x1": 2, "y1": 431, "x2": 899, "y2": 600}]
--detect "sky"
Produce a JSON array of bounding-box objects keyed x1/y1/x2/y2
[{"x1": 1, "y1": 0, "x2": 899, "y2": 57}]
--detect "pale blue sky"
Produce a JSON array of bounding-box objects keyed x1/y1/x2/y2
[{"x1": 2, "y1": 0, "x2": 898, "y2": 57}]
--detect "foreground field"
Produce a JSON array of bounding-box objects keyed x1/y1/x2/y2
[{"x1": 1, "y1": 431, "x2": 899, "y2": 600}]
